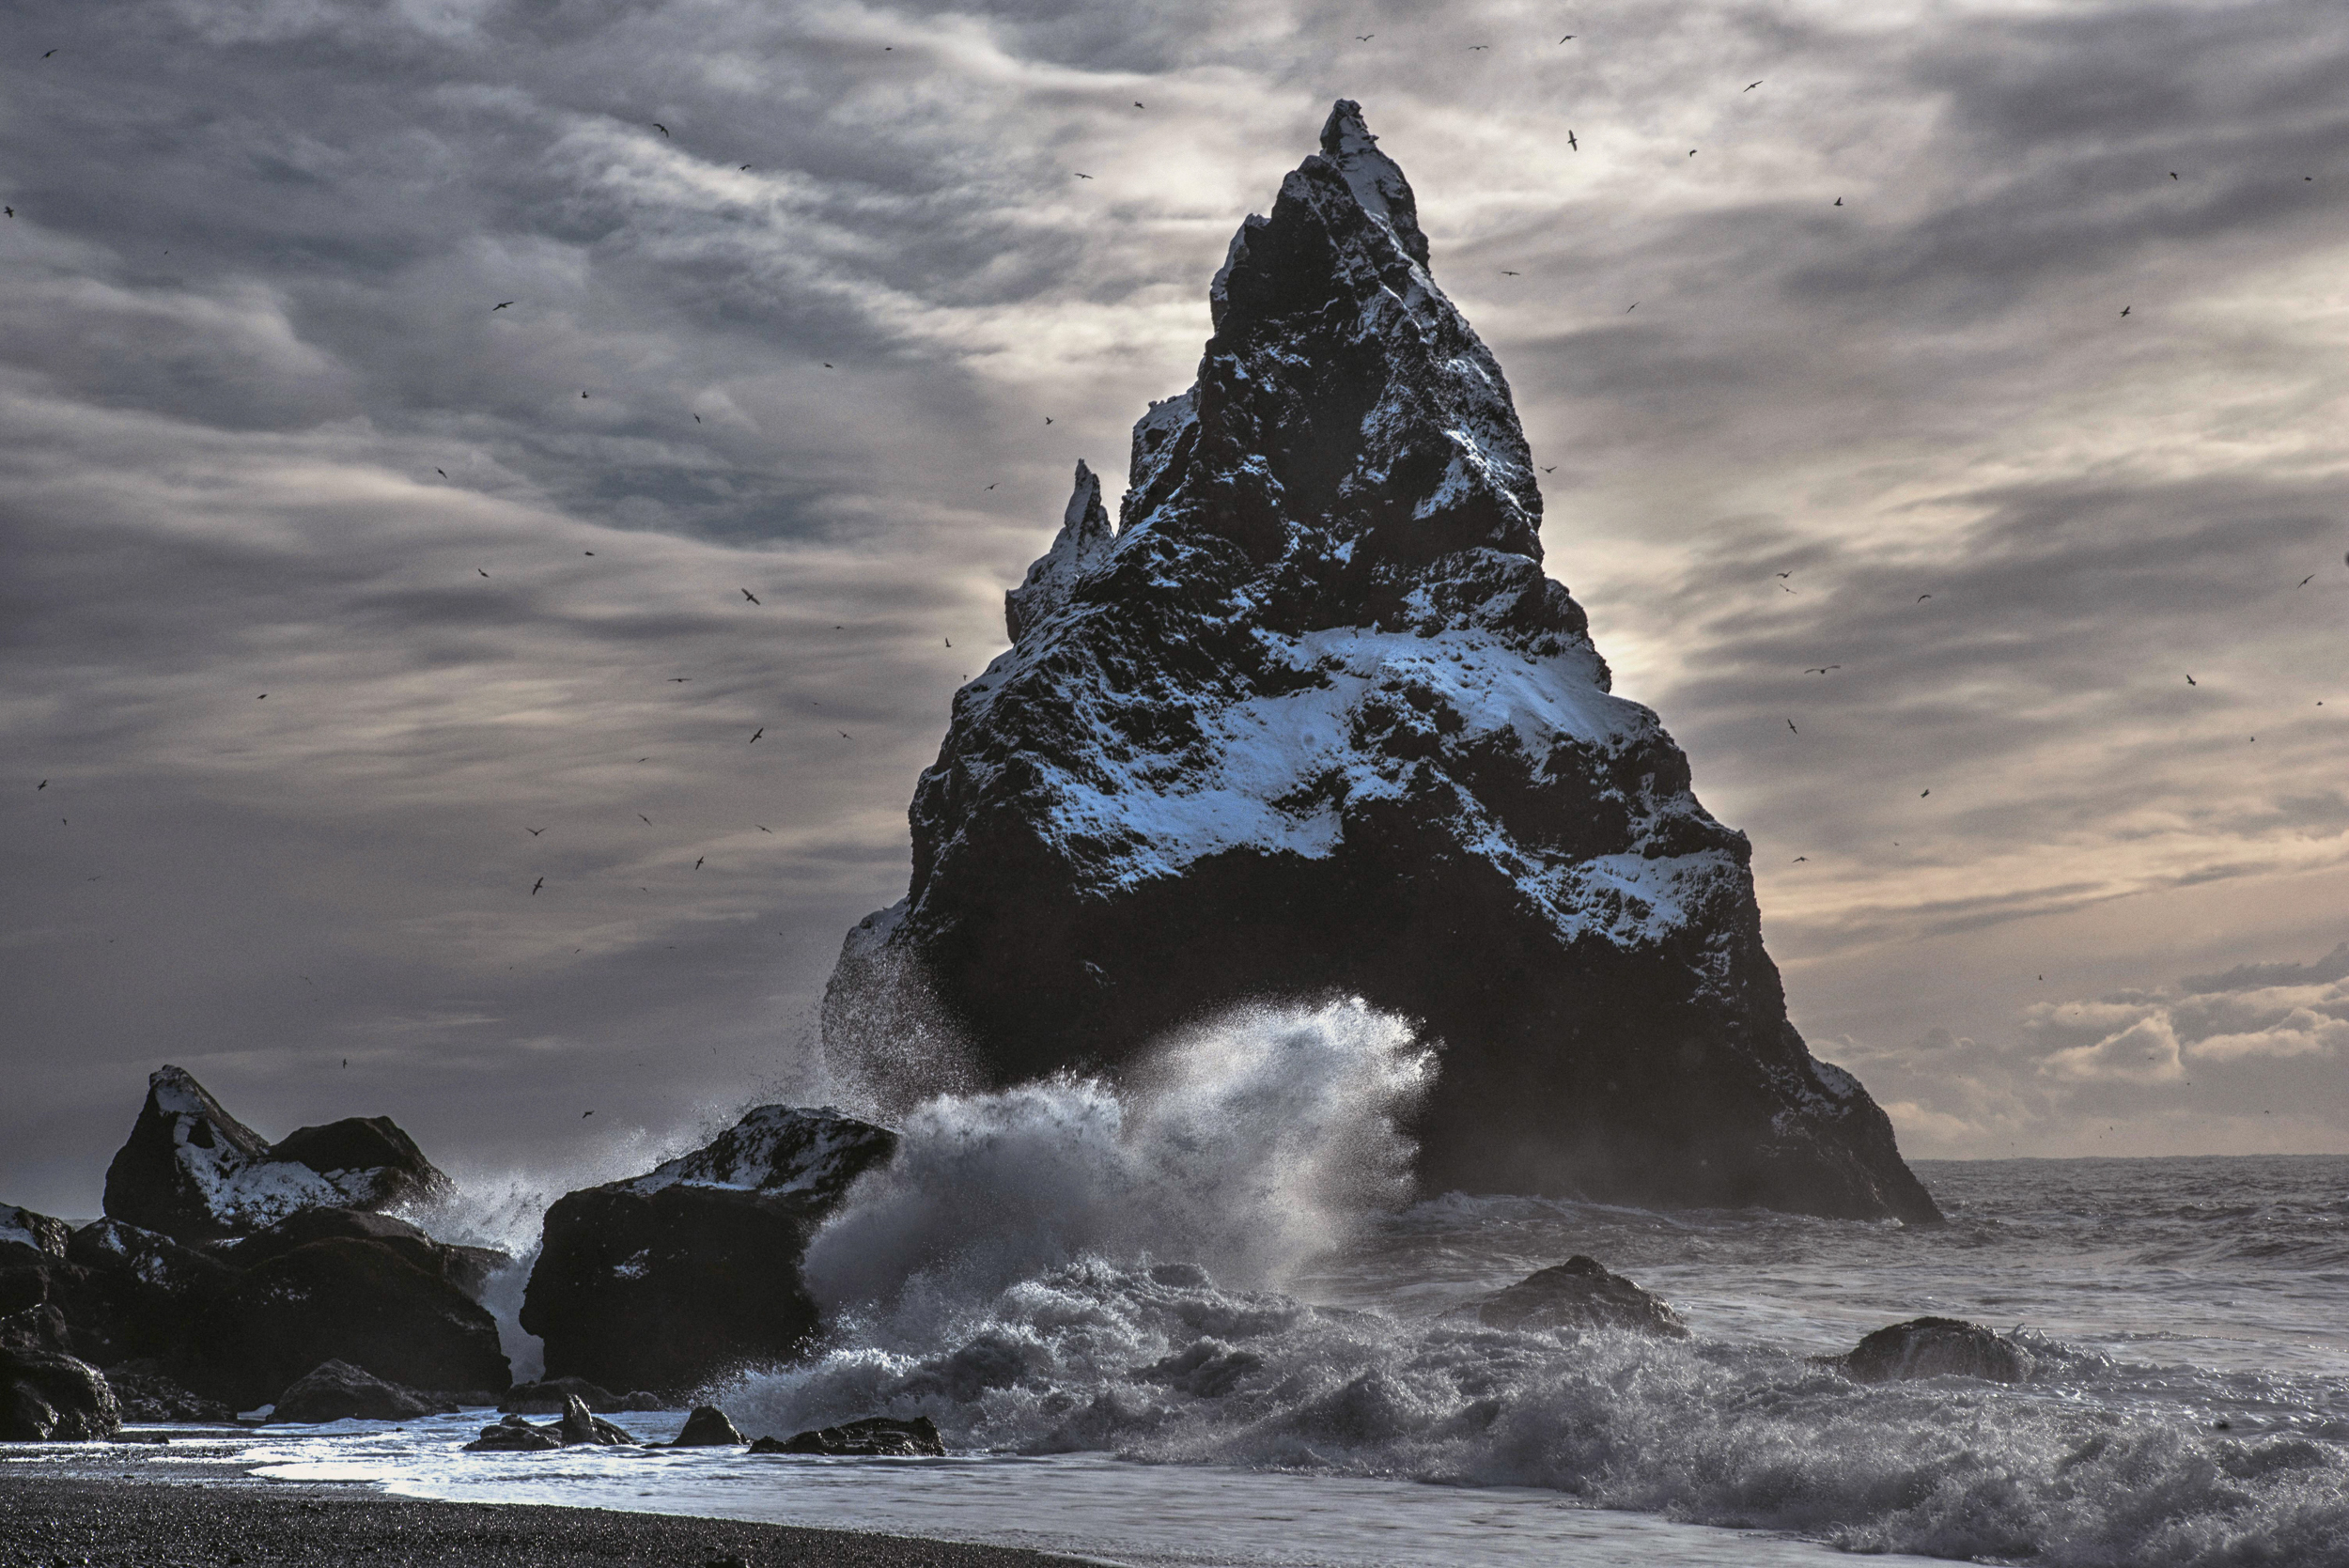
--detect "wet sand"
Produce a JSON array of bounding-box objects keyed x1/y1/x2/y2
[{"x1": 0, "y1": 1473, "x2": 1093, "y2": 1568}]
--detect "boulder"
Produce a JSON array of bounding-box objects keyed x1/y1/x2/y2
[
  {"x1": 218, "y1": 1236, "x2": 508, "y2": 1408},
  {"x1": 816, "y1": 101, "x2": 1940, "y2": 1225},
  {"x1": 0, "y1": 1346, "x2": 121, "y2": 1442},
  {"x1": 0, "y1": 1304, "x2": 72, "y2": 1355},
  {"x1": 226, "y1": 1207, "x2": 507, "y2": 1300},
  {"x1": 101, "y1": 1065, "x2": 452, "y2": 1242},
  {"x1": 461, "y1": 1397, "x2": 633, "y2": 1452},
  {"x1": 465, "y1": 1414, "x2": 564, "y2": 1452},
  {"x1": 1472, "y1": 1256, "x2": 1689, "y2": 1338},
  {"x1": 0, "y1": 1205, "x2": 70, "y2": 1265},
  {"x1": 1838, "y1": 1317, "x2": 2031, "y2": 1384},
  {"x1": 269, "y1": 1358, "x2": 456, "y2": 1423},
  {"x1": 521, "y1": 1106, "x2": 896, "y2": 1395},
  {"x1": 672, "y1": 1405, "x2": 745, "y2": 1446},
  {"x1": 749, "y1": 1415, "x2": 944, "y2": 1457},
  {"x1": 100, "y1": 1360, "x2": 235, "y2": 1423}
]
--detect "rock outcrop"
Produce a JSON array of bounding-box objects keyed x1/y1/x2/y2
[
  {"x1": 749, "y1": 1415, "x2": 944, "y2": 1457},
  {"x1": 463, "y1": 1394, "x2": 635, "y2": 1452},
  {"x1": 820, "y1": 101, "x2": 1937, "y2": 1224},
  {"x1": 673, "y1": 1405, "x2": 745, "y2": 1446},
  {"x1": 1472, "y1": 1256, "x2": 1689, "y2": 1338},
  {"x1": 269, "y1": 1359, "x2": 456, "y2": 1423},
  {"x1": 101, "y1": 1066, "x2": 452, "y2": 1242},
  {"x1": 521, "y1": 1106, "x2": 897, "y2": 1395},
  {"x1": 1837, "y1": 1317, "x2": 2032, "y2": 1384},
  {"x1": 0, "y1": 1345, "x2": 121, "y2": 1442}
]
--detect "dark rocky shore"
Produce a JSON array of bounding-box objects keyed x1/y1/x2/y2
[{"x1": 0, "y1": 1476, "x2": 1084, "y2": 1568}]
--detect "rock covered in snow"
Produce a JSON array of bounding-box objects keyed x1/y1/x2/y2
[
  {"x1": 521, "y1": 1106, "x2": 896, "y2": 1396},
  {"x1": 1472, "y1": 1256, "x2": 1688, "y2": 1338},
  {"x1": 101, "y1": 1066, "x2": 452, "y2": 1242},
  {"x1": 0, "y1": 1205, "x2": 70, "y2": 1265},
  {"x1": 821, "y1": 101, "x2": 1937, "y2": 1224}
]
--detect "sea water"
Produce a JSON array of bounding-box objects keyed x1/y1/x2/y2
[{"x1": 137, "y1": 1005, "x2": 2349, "y2": 1564}]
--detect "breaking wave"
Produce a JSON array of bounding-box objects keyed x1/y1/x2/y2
[{"x1": 712, "y1": 1009, "x2": 2349, "y2": 1568}]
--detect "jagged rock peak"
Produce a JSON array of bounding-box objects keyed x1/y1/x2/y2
[
  {"x1": 823, "y1": 104, "x2": 1939, "y2": 1223},
  {"x1": 1005, "y1": 461, "x2": 1112, "y2": 643}
]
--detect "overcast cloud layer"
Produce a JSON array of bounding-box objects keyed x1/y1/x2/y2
[{"x1": 5, "y1": 0, "x2": 2347, "y2": 1216}]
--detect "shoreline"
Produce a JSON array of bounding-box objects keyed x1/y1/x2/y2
[{"x1": 0, "y1": 1469, "x2": 1096, "y2": 1568}]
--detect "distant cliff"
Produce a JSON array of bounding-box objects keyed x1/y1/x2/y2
[{"x1": 822, "y1": 101, "x2": 1938, "y2": 1224}]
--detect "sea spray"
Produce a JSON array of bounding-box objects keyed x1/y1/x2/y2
[{"x1": 801, "y1": 998, "x2": 1434, "y2": 1315}]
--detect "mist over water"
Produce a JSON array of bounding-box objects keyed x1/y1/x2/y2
[{"x1": 802, "y1": 999, "x2": 1433, "y2": 1319}]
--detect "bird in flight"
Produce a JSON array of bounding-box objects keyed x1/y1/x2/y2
[
  {"x1": 492, "y1": 302, "x2": 513, "y2": 311},
  {"x1": 2299, "y1": 574, "x2": 2316, "y2": 587},
  {"x1": 1469, "y1": 45, "x2": 1490, "y2": 52},
  {"x1": 669, "y1": 676, "x2": 691, "y2": 682},
  {"x1": 2185, "y1": 675, "x2": 2197, "y2": 685},
  {"x1": 1540, "y1": 465, "x2": 1556, "y2": 474},
  {"x1": 741, "y1": 588, "x2": 761, "y2": 604},
  {"x1": 37, "y1": 781, "x2": 45, "y2": 790},
  {"x1": 257, "y1": 693, "x2": 267, "y2": 699},
  {"x1": 1917, "y1": 593, "x2": 1932, "y2": 602},
  {"x1": 1805, "y1": 666, "x2": 1842, "y2": 675},
  {"x1": 1791, "y1": 856, "x2": 1808, "y2": 862},
  {"x1": 436, "y1": 469, "x2": 446, "y2": 477},
  {"x1": 527, "y1": 827, "x2": 545, "y2": 835},
  {"x1": 822, "y1": 363, "x2": 833, "y2": 368},
  {"x1": 1921, "y1": 789, "x2": 1931, "y2": 798},
  {"x1": 1786, "y1": 719, "x2": 1798, "y2": 734},
  {"x1": 694, "y1": 856, "x2": 705, "y2": 869},
  {"x1": 1357, "y1": 34, "x2": 1374, "y2": 41},
  {"x1": 945, "y1": 636, "x2": 954, "y2": 646},
  {"x1": 638, "y1": 814, "x2": 652, "y2": 824},
  {"x1": 531, "y1": 877, "x2": 544, "y2": 895},
  {"x1": 1567, "y1": 131, "x2": 1579, "y2": 151},
  {"x1": 1045, "y1": 416, "x2": 1053, "y2": 425},
  {"x1": 478, "y1": 568, "x2": 490, "y2": 578},
  {"x1": 1501, "y1": 270, "x2": 1519, "y2": 276},
  {"x1": 1688, "y1": 149, "x2": 1698, "y2": 157},
  {"x1": 1776, "y1": 571, "x2": 1793, "y2": 579},
  {"x1": 43, "y1": 50, "x2": 56, "y2": 58},
  {"x1": 1073, "y1": 172, "x2": 1093, "y2": 180},
  {"x1": 1833, "y1": 197, "x2": 1843, "y2": 206},
  {"x1": 1559, "y1": 35, "x2": 1574, "y2": 42},
  {"x1": 749, "y1": 727, "x2": 764, "y2": 744},
  {"x1": 1745, "y1": 81, "x2": 1763, "y2": 90},
  {"x1": 583, "y1": 1110, "x2": 594, "y2": 1117},
  {"x1": 1134, "y1": 101, "x2": 1144, "y2": 109},
  {"x1": 837, "y1": 730, "x2": 850, "y2": 739},
  {"x1": 756, "y1": 825, "x2": 771, "y2": 832},
  {"x1": 2120, "y1": 305, "x2": 2131, "y2": 317},
  {"x1": 1626, "y1": 302, "x2": 1638, "y2": 312},
  {"x1": 653, "y1": 124, "x2": 669, "y2": 135},
  {"x1": 741, "y1": 164, "x2": 752, "y2": 171}
]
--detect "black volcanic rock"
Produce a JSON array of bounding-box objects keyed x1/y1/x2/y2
[
  {"x1": 269, "y1": 1358, "x2": 455, "y2": 1423},
  {"x1": 1839, "y1": 1317, "x2": 2031, "y2": 1384},
  {"x1": 0, "y1": 1346, "x2": 120, "y2": 1442},
  {"x1": 0, "y1": 1206, "x2": 70, "y2": 1266},
  {"x1": 749, "y1": 1415, "x2": 943, "y2": 1457},
  {"x1": 218, "y1": 1237, "x2": 508, "y2": 1408},
  {"x1": 1472, "y1": 1256, "x2": 1688, "y2": 1338},
  {"x1": 820, "y1": 101, "x2": 1937, "y2": 1225},
  {"x1": 521, "y1": 1106, "x2": 897, "y2": 1395},
  {"x1": 226, "y1": 1206, "x2": 507, "y2": 1299},
  {"x1": 101, "y1": 1066, "x2": 453, "y2": 1242},
  {"x1": 673, "y1": 1405, "x2": 745, "y2": 1446}
]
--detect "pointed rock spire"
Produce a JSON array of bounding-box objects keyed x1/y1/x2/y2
[{"x1": 1004, "y1": 460, "x2": 1112, "y2": 643}]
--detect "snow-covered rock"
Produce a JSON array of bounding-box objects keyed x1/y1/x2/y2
[
  {"x1": 822, "y1": 101, "x2": 1937, "y2": 1224},
  {"x1": 100, "y1": 1066, "x2": 453, "y2": 1241},
  {"x1": 0, "y1": 1204, "x2": 70, "y2": 1264},
  {"x1": 521, "y1": 1106, "x2": 896, "y2": 1395}
]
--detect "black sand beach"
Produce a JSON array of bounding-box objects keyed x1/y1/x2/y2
[{"x1": 0, "y1": 1475, "x2": 1089, "y2": 1568}]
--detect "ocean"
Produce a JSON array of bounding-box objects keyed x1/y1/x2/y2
[{"x1": 70, "y1": 1014, "x2": 2349, "y2": 1566}]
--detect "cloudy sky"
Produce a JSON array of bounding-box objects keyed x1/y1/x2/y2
[{"x1": 6, "y1": 0, "x2": 2347, "y2": 1219}]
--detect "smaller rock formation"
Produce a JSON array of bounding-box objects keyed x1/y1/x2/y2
[
  {"x1": 1472, "y1": 1256, "x2": 1688, "y2": 1338},
  {"x1": 0, "y1": 1345, "x2": 121, "y2": 1441},
  {"x1": 0, "y1": 1205, "x2": 70, "y2": 1265},
  {"x1": 99, "y1": 1360, "x2": 235, "y2": 1423},
  {"x1": 521, "y1": 1106, "x2": 897, "y2": 1395},
  {"x1": 498, "y1": 1376, "x2": 662, "y2": 1414},
  {"x1": 672, "y1": 1405, "x2": 745, "y2": 1446},
  {"x1": 269, "y1": 1359, "x2": 457, "y2": 1423},
  {"x1": 1837, "y1": 1317, "x2": 2031, "y2": 1384},
  {"x1": 226, "y1": 1207, "x2": 508, "y2": 1299},
  {"x1": 748, "y1": 1415, "x2": 944, "y2": 1457},
  {"x1": 101, "y1": 1066, "x2": 452, "y2": 1242},
  {"x1": 463, "y1": 1394, "x2": 635, "y2": 1452},
  {"x1": 220, "y1": 1235, "x2": 508, "y2": 1408}
]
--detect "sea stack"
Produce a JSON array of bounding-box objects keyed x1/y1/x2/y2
[{"x1": 821, "y1": 101, "x2": 1938, "y2": 1223}]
